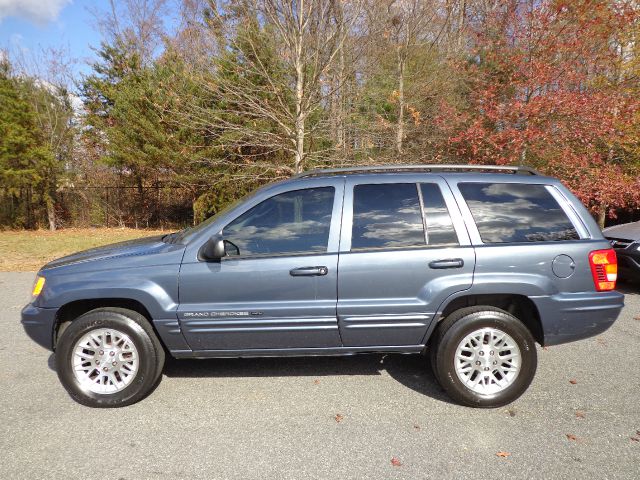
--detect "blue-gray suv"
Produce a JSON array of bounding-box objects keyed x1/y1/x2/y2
[{"x1": 21, "y1": 165, "x2": 624, "y2": 408}]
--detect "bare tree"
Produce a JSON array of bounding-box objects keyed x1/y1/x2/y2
[
  {"x1": 91, "y1": 0, "x2": 171, "y2": 62},
  {"x1": 178, "y1": 0, "x2": 366, "y2": 174},
  {"x1": 170, "y1": 0, "x2": 222, "y2": 67},
  {"x1": 384, "y1": 0, "x2": 448, "y2": 155}
]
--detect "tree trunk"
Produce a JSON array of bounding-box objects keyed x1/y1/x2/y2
[
  {"x1": 330, "y1": 53, "x2": 345, "y2": 152},
  {"x1": 330, "y1": 77, "x2": 339, "y2": 145},
  {"x1": 336, "y1": 8, "x2": 345, "y2": 152},
  {"x1": 395, "y1": 51, "x2": 405, "y2": 155},
  {"x1": 136, "y1": 174, "x2": 144, "y2": 229},
  {"x1": 596, "y1": 203, "x2": 607, "y2": 229},
  {"x1": 294, "y1": 74, "x2": 305, "y2": 174},
  {"x1": 519, "y1": 145, "x2": 527, "y2": 166},
  {"x1": 457, "y1": 0, "x2": 467, "y2": 50},
  {"x1": 330, "y1": 3, "x2": 345, "y2": 153},
  {"x1": 27, "y1": 187, "x2": 33, "y2": 229},
  {"x1": 46, "y1": 197, "x2": 56, "y2": 231},
  {"x1": 294, "y1": 10, "x2": 306, "y2": 174}
]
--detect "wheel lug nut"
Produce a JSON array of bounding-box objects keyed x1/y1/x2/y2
[
  {"x1": 95, "y1": 361, "x2": 100, "y2": 365},
  {"x1": 493, "y1": 361, "x2": 497, "y2": 365},
  {"x1": 99, "y1": 350, "x2": 104, "y2": 355},
  {"x1": 479, "y1": 351, "x2": 484, "y2": 356},
  {"x1": 490, "y1": 351, "x2": 494, "y2": 356},
  {"x1": 475, "y1": 361, "x2": 481, "y2": 366},
  {"x1": 484, "y1": 367, "x2": 490, "y2": 371},
  {"x1": 112, "y1": 362, "x2": 117, "y2": 366},
  {"x1": 110, "y1": 351, "x2": 115, "y2": 356},
  {"x1": 103, "y1": 367, "x2": 108, "y2": 372}
]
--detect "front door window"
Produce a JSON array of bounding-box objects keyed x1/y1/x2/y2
[{"x1": 223, "y1": 187, "x2": 335, "y2": 256}]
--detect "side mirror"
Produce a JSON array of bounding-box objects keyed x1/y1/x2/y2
[{"x1": 200, "y1": 235, "x2": 227, "y2": 261}]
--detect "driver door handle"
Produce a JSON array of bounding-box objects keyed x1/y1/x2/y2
[
  {"x1": 289, "y1": 266, "x2": 329, "y2": 276},
  {"x1": 429, "y1": 258, "x2": 464, "y2": 269}
]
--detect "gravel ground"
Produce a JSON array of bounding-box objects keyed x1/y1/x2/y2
[{"x1": 1, "y1": 272, "x2": 638, "y2": 479}]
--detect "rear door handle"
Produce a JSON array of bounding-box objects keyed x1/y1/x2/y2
[
  {"x1": 289, "y1": 266, "x2": 329, "y2": 276},
  {"x1": 429, "y1": 258, "x2": 464, "y2": 269}
]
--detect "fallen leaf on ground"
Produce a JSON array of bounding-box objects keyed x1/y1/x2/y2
[
  {"x1": 542, "y1": 346, "x2": 549, "y2": 351},
  {"x1": 507, "y1": 408, "x2": 516, "y2": 417},
  {"x1": 575, "y1": 411, "x2": 586, "y2": 419},
  {"x1": 634, "y1": 316, "x2": 640, "y2": 321},
  {"x1": 496, "y1": 451, "x2": 511, "y2": 458},
  {"x1": 566, "y1": 434, "x2": 578, "y2": 441},
  {"x1": 569, "y1": 379, "x2": 578, "y2": 385},
  {"x1": 334, "y1": 414, "x2": 344, "y2": 423},
  {"x1": 391, "y1": 457, "x2": 402, "y2": 467},
  {"x1": 413, "y1": 424, "x2": 420, "y2": 430},
  {"x1": 313, "y1": 379, "x2": 320, "y2": 385},
  {"x1": 631, "y1": 437, "x2": 639, "y2": 442}
]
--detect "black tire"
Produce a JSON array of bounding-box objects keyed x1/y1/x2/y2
[
  {"x1": 430, "y1": 306, "x2": 537, "y2": 408},
  {"x1": 55, "y1": 308, "x2": 165, "y2": 408}
]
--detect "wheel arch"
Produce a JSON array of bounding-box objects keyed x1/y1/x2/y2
[
  {"x1": 54, "y1": 298, "x2": 155, "y2": 350},
  {"x1": 433, "y1": 293, "x2": 544, "y2": 346}
]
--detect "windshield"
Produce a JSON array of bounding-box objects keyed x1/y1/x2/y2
[{"x1": 173, "y1": 189, "x2": 259, "y2": 243}]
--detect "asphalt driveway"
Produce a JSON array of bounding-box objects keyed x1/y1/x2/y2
[{"x1": 1, "y1": 272, "x2": 638, "y2": 479}]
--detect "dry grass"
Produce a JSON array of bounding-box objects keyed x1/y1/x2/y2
[{"x1": 0, "y1": 228, "x2": 168, "y2": 271}]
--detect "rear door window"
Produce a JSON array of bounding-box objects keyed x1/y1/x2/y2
[
  {"x1": 458, "y1": 182, "x2": 579, "y2": 243},
  {"x1": 351, "y1": 183, "x2": 424, "y2": 249}
]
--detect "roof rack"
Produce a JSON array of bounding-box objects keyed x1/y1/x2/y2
[{"x1": 292, "y1": 164, "x2": 541, "y2": 179}]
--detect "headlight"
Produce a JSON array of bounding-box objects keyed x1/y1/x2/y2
[{"x1": 32, "y1": 276, "x2": 45, "y2": 297}]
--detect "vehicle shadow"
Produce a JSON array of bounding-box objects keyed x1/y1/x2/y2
[
  {"x1": 48, "y1": 352, "x2": 453, "y2": 404},
  {"x1": 617, "y1": 280, "x2": 639, "y2": 296},
  {"x1": 163, "y1": 353, "x2": 452, "y2": 403}
]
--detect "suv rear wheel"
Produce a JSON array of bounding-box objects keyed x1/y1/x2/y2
[
  {"x1": 430, "y1": 306, "x2": 537, "y2": 408},
  {"x1": 55, "y1": 308, "x2": 165, "y2": 408}
]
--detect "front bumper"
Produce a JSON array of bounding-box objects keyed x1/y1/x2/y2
[
  {"x1": 21, "y1": 303, "x2": 58, "y2": 351},
  {"x1": 532, "y1": 290, "x2": 625, "y2": 346}
]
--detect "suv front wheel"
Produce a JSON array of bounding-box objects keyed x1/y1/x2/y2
[
  {"x1": 430, "y1": 306, "x2": 537, "y2": 408},
  {"x1": 55, "y1": 308, "x2": 165, "y2": 408}
]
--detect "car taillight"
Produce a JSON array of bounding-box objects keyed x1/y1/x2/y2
[{"x1": 588, "y1": 249, "x2": 617, "y2": 291}]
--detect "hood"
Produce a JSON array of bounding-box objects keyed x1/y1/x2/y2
[
  {"x1": 602, "y1": 221, "x2": 640, "y2": 241},
  {"x1": 42, "y1": 235, "x2": 172, "y2": 270}
]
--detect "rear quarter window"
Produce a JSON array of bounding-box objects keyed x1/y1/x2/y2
[{"x1": 458, "y1": 182, "x2": 580, "y2": 243}]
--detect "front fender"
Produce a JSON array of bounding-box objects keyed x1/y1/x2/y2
[{"x1": 36, "y1": 265, "x2": 180, "y2": 319}]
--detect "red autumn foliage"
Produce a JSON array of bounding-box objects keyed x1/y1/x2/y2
[{"x1": 437, "y1": 0, "x2": 640, "y2": 218}]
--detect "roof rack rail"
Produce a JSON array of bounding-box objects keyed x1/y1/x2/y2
[{"x1": 292, "y1": 164, "x2": 541, "y2": 179}]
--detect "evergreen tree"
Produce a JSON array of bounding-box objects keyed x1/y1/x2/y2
[{"x1": 0, "y1": 58, "x2": 61, "y2": 229}]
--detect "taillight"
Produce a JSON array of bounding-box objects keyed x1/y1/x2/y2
[{"x1": 588, "y1": 249, "x2": 617, "y2": 291}]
